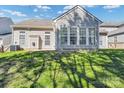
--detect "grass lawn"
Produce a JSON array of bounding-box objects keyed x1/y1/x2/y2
[{"x1": 0, "y1": 49, "x2": 124, "y2": 88}]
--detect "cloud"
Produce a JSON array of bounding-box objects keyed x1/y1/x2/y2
[
  {"x1": 57, "y1": 11, "x2": 63, "y2": 14},
  {"x1": 2, "y1": 9, "x2": 27, "y2": 17},
  {"x1": 35, "y1": 5, "x2": 51, "y2": 11},
  {"x1": 103, "y1": 5, "x2": 120, "y2": 9},
  {"x1": 85, "y1": 5, "x2": 96, "y2": 8},
  {"x1": 63, "y1": 5, "x2": 74, "y2": 10},
  {"x1": 63, "y1": 5, "x2": 96, "y2": 10},
  {"x1": 0, "y1": 12, "x2": 4, "y2": 16},
  {"x1": 103, "y1": 5, "x2": 120, "y2": 13},
  {"x1": 35, "y1": 15, "x2": 40, "y2": 18},
  {"x1": 108, "y1": 10, "x2": 113, "y2": 13},
  {"x1": 33, "y1": 8, "x2": 38, "y2": 12},
  {"x1": 57, "y1": 5, "x2": 74, "y2": 14},
  {"x1": 57, "y1": 5, "x2": 96, "y2": 14}
]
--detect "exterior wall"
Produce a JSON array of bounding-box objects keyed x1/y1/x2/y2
[
  {"x1": 54, "y1": 7, "x2": 100, "y2": 50},
  {"x1": 99, "y1": 34, "x2": 108, "y2": 48},
  {"x1": 108, "y1": 34, "x2": 124, "y2": 49},
  {"x1": 13, "y1": 30, "x2": 55, "y2": 50},
  {"x1": 29, "y1": 36, "x2": 39, "y2": 50},
  {"x1": 99, "y1": 26, "x2": 118, "y2": 49},
  {"x1": 0, "y1": 34, "x2": 12, "y2": 51},
  {"x1": 0, "y1": 34, "x2": 12, "y2": 46},
  {"x1": 100, "y1": 27, "x2": 118, "y2": 33},
  {"x1": 0, "y1": 17, "x2": 14, "y2": 34},
  {"x1": 0, "y1": 38, "x2": 3, "y2": 46}
]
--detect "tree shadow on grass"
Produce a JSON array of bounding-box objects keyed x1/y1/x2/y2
[
  {"x1": 88, "y1": 50, "x2": 124, "y2": 87},
  {"x1": 87, "y1": 54, "x2": 109, "y2": 88},
  {"x1": 98, "y1": 50, "x2": 124, "y2": 80},
  {"x1": 0, "y1": 50, "x2": 124, "y2": 88},
  {"x1": 57, "y1": 52, "x2": 109, "y2": 88},
  {"x1": 0, "y1": 51, "x2": 56, "y2": 88}
]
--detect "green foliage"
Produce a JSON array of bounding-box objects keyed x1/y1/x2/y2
[{"x1": 0, "y1": 50, "x2": 124, "y2": 88}]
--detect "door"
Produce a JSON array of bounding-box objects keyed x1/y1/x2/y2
[{"x1": 29, "y1": 36, "x2": 40, "y2": 50}]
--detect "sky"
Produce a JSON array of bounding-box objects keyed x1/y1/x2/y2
[{"x1": 0, "y1": 5, "x2": 124, "y2": 23}]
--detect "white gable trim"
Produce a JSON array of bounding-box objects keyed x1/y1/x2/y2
[{"x1": 53, "y1": 5, "x2": 102, "y2": 23}]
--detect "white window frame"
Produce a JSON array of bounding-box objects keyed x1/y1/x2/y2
[
  {"x1": 79, "y1": 28, "x2": 86, "y2": 45},
  {"x1": 70, "y1": 26, "x2": 77, "y2": 45},
  {"x1": 88, "y1": 28, "x2": 96, "y2": 45},
  {"x1": 19, "y1": 31, "x2": 25, "y2": 46},
  {"x1": 45, "y1": 32, "x2": 51, "y2": 46},
  {"x1": 60, "y1": 26, "x2": 68, "y2": 45}
]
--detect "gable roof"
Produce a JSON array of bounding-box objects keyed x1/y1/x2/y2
[
  {"x1": 108, "y1": 25, "x2": 124, "y2": 36},
  {"x1": 12, "y1": 19, "x2": 53, "y2": 29},
  {"x1": 0, "y1": 17, "x2": 14, "y2": 35},
  {"x1": 53, "y1": 5, "x2": 102, "y2": 23},
  {"x1": 100, "y1": 22, "x2": 124, "y2": 27}
]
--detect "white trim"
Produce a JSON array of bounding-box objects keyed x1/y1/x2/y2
[
  {"x1": 53, "y1": 5, "x2": 102, "y2": 23},
  {"x1": 86, "y1": 28, "x2": 89, "y2": 46},
  {"x1": 79, "y1": 27, "x2": 87, "y2": 45},
  {"x1": 67, "y1": 26, "x2": 70, "y2": 46},
  {"x1": 70, "y1": 26, "x2": 77, "y2": 46},
  {"x1": 88, "y1": 27, "x2": 96, "y2": 46},
  {"x1": 77, "y1": 26, "x2": 79, "y2": 45}
]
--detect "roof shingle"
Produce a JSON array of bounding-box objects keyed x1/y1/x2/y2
[{"x1": 12, "y1": 19, "x2": 53, "y2": 28}]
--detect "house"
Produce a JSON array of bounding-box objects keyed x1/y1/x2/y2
[
  {"x1": 108, "y1": 25, "x2": 124, "y2": 48},
  {"x1": 12, "y1": 5, "x2": 102, "y2": 51},
  {"x1": 0, "y1": 17, "x2": 14, "y2": 51},
  {"x1": 12, "y1": 19, "x2": 55, "y2": 51},
  {"x1": 99, "y1": 22, "x2": 124, "y2": 49},
  {"x1": 99, "y1": 22, "x2": 119, "y2": 48}
]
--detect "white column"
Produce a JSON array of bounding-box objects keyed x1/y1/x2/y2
[
  {"x1": 67, "y1": 27, "x2": 70, "y2": 46},
  {"x1": 86, "y1": 28, "x2": 89, "y2": 46},
  {"x1": 77, "y1": 27, "x2": 79, "y2": 46}
]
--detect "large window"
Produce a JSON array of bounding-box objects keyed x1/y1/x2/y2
[
  {"x1": 60, "y1": 26, "x2": 68, "y2": 45},
  {"x1": 70, "y1": 27, "x2": 77, "y2": 45},
  {"x1": 19, "y1": 31, "x2": 25, "y2": 46},
  {"x1": 45, "y1": 32, "x2": 50, "y2": 46},
  {"x1": 79, "y1": 28, "x2": 86, "y2": 45},
  {"x1": 89, "y1": 28, "x2": 95, "y2": 45}
]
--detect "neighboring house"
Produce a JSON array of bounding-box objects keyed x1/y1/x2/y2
[
  {"x1": 99, "y1": 22, "x2": 124, "y2": 49},
  {"x1": 0, "y1": 17, "x2": 14, "y2": 51},
  {"x1": 108, "y1": 25, "x2": 124, "y2": 48},
  {"x1": 12, "y1": 5, "x2": 102, "y2": 51},
  {"x1": 12, "y1": 19, "x2": 55, "y2": 51},
  {"x1": 99, "y1": 22, "x2": 119, "y2": 48}
]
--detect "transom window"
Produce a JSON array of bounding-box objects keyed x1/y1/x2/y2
[
  {"x1": 89, "y1": 28, "x2": 95, "y2": 45},
  {"x1": 70, "y1": 27, "x2": 77, "y2": 45},
  {"x1": 45, "y1": 32, "x2": 50, "y2": 34},
  {"x1": 79, "y1": 28, "x2": 86, "y2": 45},
  {"x1": 60, "y1": 26, "x2": 68, "y2": 45}
]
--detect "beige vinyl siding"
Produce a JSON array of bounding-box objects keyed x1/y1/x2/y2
[
  {"x1": 108, "y1": 34, "x2": 124, "y2": 49},
  {"x1": 13, "y1": 30, "x2": 55, "y2": 50}
]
